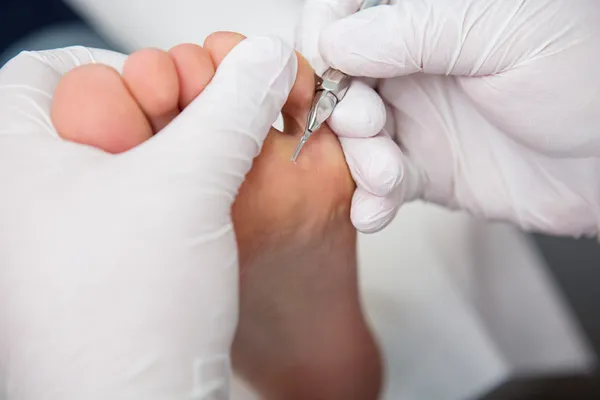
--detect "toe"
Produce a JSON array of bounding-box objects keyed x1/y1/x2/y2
[
  {"x1": 51, "y1": 63, "x2": 152, "y2": 154},
  {"x1": 168, "y1": 43, "x2": 215, "y2": 109},
  {"x1": 122, "y1": 48, "x2": 180, "y2": 132}
]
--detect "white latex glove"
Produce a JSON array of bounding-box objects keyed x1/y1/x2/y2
[
  {"x1": 297, "y1": 0, "x2": 600, "y2": 237},
  {"x1": 0, "y1": 39, "x2": 296, "y2": 399}
]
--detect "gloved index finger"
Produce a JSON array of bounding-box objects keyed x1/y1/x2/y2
[
  {"x1": 317, "y1": 0, "x2": 523, "y2": 78},
  {"x1": 0, "y1": 47, "x2": 127, "y2": 136}
]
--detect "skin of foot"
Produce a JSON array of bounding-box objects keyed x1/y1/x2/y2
[{"x1": 50, "y1": 32, "x2": 382, "y2": 400}]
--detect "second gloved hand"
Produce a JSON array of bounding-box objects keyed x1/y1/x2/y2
[{"x1": 298, "y1": 0, "x2": 600, "y2": 237}]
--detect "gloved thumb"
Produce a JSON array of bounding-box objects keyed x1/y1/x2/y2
[
  {"x1": 318, "y1": 0, "x2": 520, "y2": 78},
  {"x1": 131, "y1": 36, "x2": 297, "y2": 199}
]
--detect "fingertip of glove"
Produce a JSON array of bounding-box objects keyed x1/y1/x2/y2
[
  {"x1": 340, "y1": 135, "x2": 405, "y2": 197},
  {"x1": 351, "y1": 188, "x2": 399, "y2": 234},
  {"x1": 329, "y1": 80, "x2": 386, "y2": 138}
]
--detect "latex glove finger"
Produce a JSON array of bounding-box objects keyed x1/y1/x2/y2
[
  {"x1": 129, "y1": 36, "x2": 297, "y2": 211},
  {"x1": 350, "y1": 187, "x2": 399, "y2": 233},
  {"x1": 296, "y1": 0, "x2": 363, "y2": 75},
  {"x1": 340, "y1": 132, "x2": 423, "y2": 233},
  {"x1": 327, "y1": 79, "x2": 386, "y2": 138},
  {"x1": 318, "y1": 0, "x2": 516, "y2": 78},
  {"x1": 0, "y1": 47, "x2": 127, "y2": 137}
]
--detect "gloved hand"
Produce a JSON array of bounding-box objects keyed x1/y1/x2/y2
[
  {"x1": 0, "y1": 39, "x2": 296, "y2": 398},
  {"x1": 297, "y1": 0, "x2": 600, "y2": 237}
]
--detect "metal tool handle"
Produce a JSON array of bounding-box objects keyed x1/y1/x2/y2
[{"x1": 320, "y1": 68, "x2": 351, "y2": 100}]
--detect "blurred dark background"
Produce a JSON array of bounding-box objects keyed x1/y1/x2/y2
[
  {"x1": 1, "y1": 0, "x2": 78, "y2": 51},
  {"x1": 2, "y1": 0, "x2": 600, "y2": 398},
  {"x1": 0, "y1": 0, "x2": 118, "y2": 65}
]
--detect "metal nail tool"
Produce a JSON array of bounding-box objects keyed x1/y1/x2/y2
[{"x1": 291, "y1": 0, "x2": 391, "y2": 162}]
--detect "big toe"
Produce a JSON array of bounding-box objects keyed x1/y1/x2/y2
[{"x1": 52, "y1": 63, "x2": 153, "y2": 154}]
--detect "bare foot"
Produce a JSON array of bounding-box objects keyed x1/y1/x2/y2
[{"x1": 51, "y1": 33, "x2": 382, "y2": 399}]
